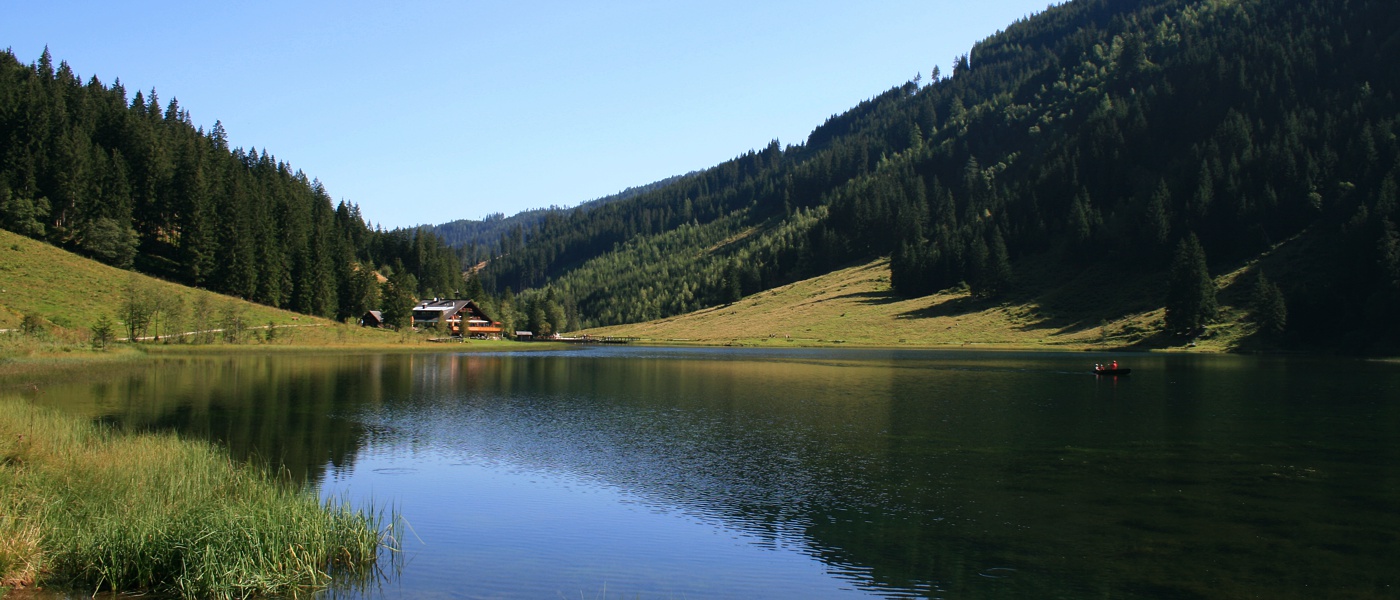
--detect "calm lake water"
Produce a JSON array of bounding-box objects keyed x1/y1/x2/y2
[{"x1": 28, "y1": 346, "x2": 1400, "y2": 599}]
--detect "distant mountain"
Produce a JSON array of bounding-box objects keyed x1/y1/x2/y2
[
  {"x1": 6, "y1": 0, "x2": 1397, "y2": 352},
  {"x1": 429, "y1": 174, "x2": 692, "y2": 268},
  {"x1": 430, "y1": 208, "x2": 556, "y2": 270},
  {"x1": 476, "y1": 0, "x2": 1400, "y2": 352}
]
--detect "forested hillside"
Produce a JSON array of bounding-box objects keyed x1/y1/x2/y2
[
  {"x1": 0, "y1": 49, "x2": 462, "y2": 322},
  {"x1": 431, "y1": 173, "x2": 691, "y2": 269},
  {"x1": 473, "y1": 0, "x2": 1400, "y2": 351}
]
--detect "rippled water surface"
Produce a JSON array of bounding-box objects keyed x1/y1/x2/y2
[{"x1": 31, "y1": 347, "x2": 1400, "y2": 598}]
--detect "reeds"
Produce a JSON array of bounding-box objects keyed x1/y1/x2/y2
[{"x1": 0, "y1": 399, "x2": 390, "y2": 599}]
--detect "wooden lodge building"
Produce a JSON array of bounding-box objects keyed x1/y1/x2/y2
[{"x1": 411, "y1": 299, "x2": 504, "y2": 338}]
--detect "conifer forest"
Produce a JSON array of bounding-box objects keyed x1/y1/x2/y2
[{"x1": 4, "y1": 0, "x2": 1399, "y2": 350}]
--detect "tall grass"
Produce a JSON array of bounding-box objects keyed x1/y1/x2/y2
[{"x1": 0, "y1": 398, "x2": 392, "y2": 599}]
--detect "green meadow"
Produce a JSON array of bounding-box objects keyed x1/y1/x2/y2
[{"x1": 581, "y1": 256, "x2": 1265, "y2": 353}]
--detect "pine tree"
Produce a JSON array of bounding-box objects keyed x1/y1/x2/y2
[
  {"x1": 891, "y1": 240, "x2": 924, "y2": 295},
  {"x1": 463, "y1": 271, "x2": 486, "y2": 302},
  {"x1": 722, "y1": 259, "x2": 743, "y2": 304},
  {"x1": 380, "y1": 269, "x2": 418, "y2": 330},
  {"x1": 91, "y1": 314, "x2": 115, "y2": 349},
  {"x1": 982, "y1": 228, "x2": 1014, "y2": 297},
  {"x1": 1143, "y1": 179, "x2": 1172, "y2": 252},
  {"x1": 528, "y1": 301, "x2": 550, "y2": 337},
  {"x1": 1069, "y1": 189, "x2": 1097, "y2": 245},
  {"x1": 1165, "y1": 233, "x2": 1217, "y2": 336},
  {"x1": 1250, "y1": 270, "x2": 1287, "y2": 336}
]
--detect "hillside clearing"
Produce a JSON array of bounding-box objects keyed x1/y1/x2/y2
[{"x1": 581, "y1": 257, "x2": 1259, "y2": 353}]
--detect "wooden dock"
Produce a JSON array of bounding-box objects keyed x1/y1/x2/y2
[{"x1": 555, "y1": 336, "x2": 636, "y2": 345}]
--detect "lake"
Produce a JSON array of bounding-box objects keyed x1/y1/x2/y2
[{"x1": 27, "y1": 346, "x2": 1400, "y2": 599}]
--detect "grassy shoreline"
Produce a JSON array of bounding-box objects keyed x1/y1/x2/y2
[
  {"x1": 0, "y1": 337, "x2": 572, "y2": 390},
  {"x1": 0, "y1": 398, "x2": 390, "y2": 599},
  {"x1": 0, "y1": 337, "x2": 566, "y2": 597}
]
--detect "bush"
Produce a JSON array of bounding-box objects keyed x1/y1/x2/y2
[{"x1": 19, "y1": 313, "x2": 46, "y2": 337}]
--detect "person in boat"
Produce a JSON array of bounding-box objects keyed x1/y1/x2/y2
[
  {"x1": 1094, "y1": 363, "x2": 1103, "y2": 372},
  {"x1": 1110, "y1": 360, "x2": 1118, "y2": 370}
]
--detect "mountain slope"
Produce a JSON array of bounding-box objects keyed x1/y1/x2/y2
[
  {"x1": 0, "y1": 228, "x2": 396, "y2": 347},
  {"x1": 479, "y1": 0, "x2": 1400, "y2": 352},
  {"x1": 0, "y1": 50, "x2": 464, "y2": 322},
  {"x1": 577, "y1": 246, "x2": 1277, "y2": 352},
  {"x1": 430, "y1": 173, "x2": 693, "y2": 269}
]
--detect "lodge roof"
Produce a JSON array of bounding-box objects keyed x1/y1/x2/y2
[{"x1": 411, "y1": 299, "x2": 494, "y2": 324}]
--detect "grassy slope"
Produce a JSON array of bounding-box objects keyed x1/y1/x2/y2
[
  {"x1": 0, "y1": 229, "x2": 355, "y2": 337},
  {"x1": 0, "y1": 226, "x2": 1273, "y2": 357},
  {"x1": 580, "y1": 251, "x2": 1268, "y2": 353},
  {"x1": 0, "y1": 229, "x2": 513, "y2": 353},
  {"x1": 0, "y1": 230, "x2": 565, "y2": 390}
]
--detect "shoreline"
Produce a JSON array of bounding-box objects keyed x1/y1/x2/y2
[
  {"x1": 0, "y1": 340, "x2": 573, "y2": 386},
  {"x1": 0, "y1": 399, "x2": 387, "y2": 598},
  {"x1": 614, "y1": 336, "x2": 1383, "y2": 357},
  {"x1": 2, "y1": 328, "x2": 1382, "y2": 398},
  {"x1": 604, "y1": 335, "x2": 1217, "y2": 353},
  {"x1": 1, "y1": 333, "x2": 1369, "y2": 386}
]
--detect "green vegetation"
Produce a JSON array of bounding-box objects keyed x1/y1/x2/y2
[
  {"x1": 0, "y1": 229, "x2": 560, "y2": 387},
  {"x1": 0, "y1": 228, "x2": 402, "y2": 349},
  {"x1": 0, "y1": 398, "x2": 390, "y2": 598},
  {"x1": 1165, "y1": 233, "x2": 1217, "y2": 336},
  {"x1": 581, "y1": 257, "x2": 1264, "y2": 352},
  {"x1": 6, "y1": 0, "x2": 1396, "y2": 354},
  {"x1": 431, "y1": 174, "x2": 692, "y2": 269},
  {"x1": 1250, "y1": 270, "x2": 1287, "y2": 337},
  {"x1": 0, "y1": 50, "x2": 463, "y2": 321},
  {"x1": 469, "y1": 0, "x2": 1399, "y2": 354}
]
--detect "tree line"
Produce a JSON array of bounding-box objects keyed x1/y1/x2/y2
[
  {"x1": 6, "y1": 0, "x2": 1396, "y2": 351},
  {"x1": 468, "y1": 0, "x2": 1399, "y2": 351},
  {"x1": 0, "y1": 48, "x2": 462, "y2": 323}
]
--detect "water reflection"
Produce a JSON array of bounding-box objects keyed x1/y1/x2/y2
[
  {"x1": 31, "y1": 348, "x2": 1400, "y2": 599},
  {"x1": 40, "y1": 354, "x2": 388, "y2": 483}
]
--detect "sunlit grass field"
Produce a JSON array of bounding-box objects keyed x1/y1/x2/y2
[
  {"x1": 0, "y1": 228, "x2": 556, "y2": 375},
  {"x1": 0, "y1": 229, "x2": 312, "y2": 335},
  {"x1": 1, "y1": 216, "x2": 1267, "y2": 367},
  {"x1": 581, "y1": 257, "x2": 1259, "y2": 353}
]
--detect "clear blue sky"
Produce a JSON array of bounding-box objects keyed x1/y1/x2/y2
[{"x1": 5, "y1": 1, "x2": 1052, "y2": 230}]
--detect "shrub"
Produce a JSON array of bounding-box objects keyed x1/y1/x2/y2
[{"x1": 19, "y1": 313, "x2": 46, "y2": 337}]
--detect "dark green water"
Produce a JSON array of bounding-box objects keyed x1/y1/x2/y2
[{"x1": 28, "y1": 347, "x2": 1400, "y2": 598}]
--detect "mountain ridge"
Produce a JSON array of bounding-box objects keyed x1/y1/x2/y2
[
  {"x1": 465, "y1": 0, "x2": 1400, "y2": 354},
  {"x1": 4, "y1": 0, "x2": 1397, "y2": 354},
  {"x1": 429, "y1": 173, "x2": 694, "y2": 269}
]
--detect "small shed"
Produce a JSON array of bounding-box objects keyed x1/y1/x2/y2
[
  {"x1": 515, "y1": 331, "x2": 534, "y2": 341},
  {"x1": 361, "y1": 310, "x2": 385, "y2": 328}
]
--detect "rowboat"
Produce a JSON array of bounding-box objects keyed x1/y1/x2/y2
[{"x1": 1092, "y1": 368, "x2": 1131, "y2": 375}]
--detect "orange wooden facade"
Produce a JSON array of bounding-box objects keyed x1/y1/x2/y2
[{"x1": 411, "y1": 299, "x2": 503, "y2": 338}]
